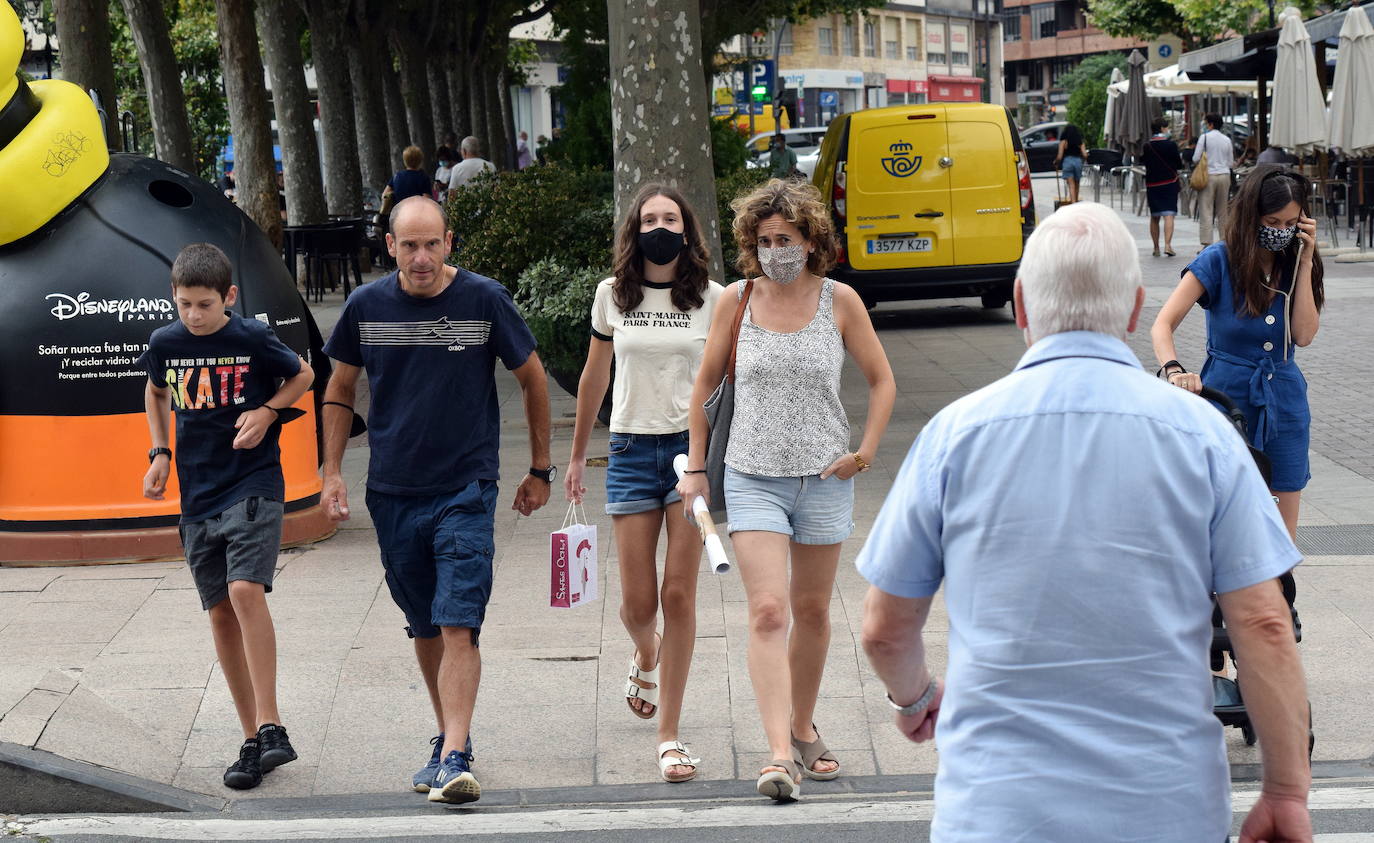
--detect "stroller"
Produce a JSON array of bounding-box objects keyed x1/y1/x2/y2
[{"x1": 1201, "y1": 387, "x2": 1313, "y2": 755}]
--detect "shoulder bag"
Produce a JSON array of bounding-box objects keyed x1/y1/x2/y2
[
  {"x1": 702, "y1": 280, "x2": 754, "y2": 518},
  {"x1": 1189, "y1": 134, "x2": 1211, "y2": 191}
]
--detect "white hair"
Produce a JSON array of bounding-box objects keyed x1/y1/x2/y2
[
  {"x1": 1018, "y1": 202, "x2": 1140, "y2": 343},
  {"x1": 460, "y1": 135, "x2": 481, "y2": 157}
]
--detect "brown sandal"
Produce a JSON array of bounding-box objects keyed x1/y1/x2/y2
[
  {"x1": 791, "y1": 723, "x2": 840, "y2": 780},
  {"x1": 756, "y1": 758, "x2": 801, "y2": 802}
]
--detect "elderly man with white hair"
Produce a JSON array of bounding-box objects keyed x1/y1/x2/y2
[{"x1": 856, "y1": 202, "x2": 1311, "y2": 843}]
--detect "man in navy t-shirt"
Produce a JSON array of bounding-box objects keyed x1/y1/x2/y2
[{"x1": 321, "y1": 196, "x2": 552, "y2": 804}]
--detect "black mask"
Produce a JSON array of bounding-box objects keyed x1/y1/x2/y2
[{"x1": 638, "y1": 227, "x2": 686, "y2": 266}]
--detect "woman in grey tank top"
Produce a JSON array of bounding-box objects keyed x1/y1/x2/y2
[{"x1": 678, "y1": 179, "x2": 896, "y2": 802}]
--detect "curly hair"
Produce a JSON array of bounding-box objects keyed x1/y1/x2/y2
[
  {"x1": 730, "y1": 178, "x2": 838, "y2": 280},
  {"x1": 611, "y1": 183, "x2": 711, "y2": 313}
]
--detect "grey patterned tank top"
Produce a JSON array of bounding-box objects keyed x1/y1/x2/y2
[{"x1": 726, "y1": 279, "x2": 849, "y2": 477}]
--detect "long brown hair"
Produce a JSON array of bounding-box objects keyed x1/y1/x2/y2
[
  {"x1": 1223, "y1": 165, "x2": 1325, "y2": 317},
  {"x1": 611, "y1": 183, "x2": 710, "y2": 313}
]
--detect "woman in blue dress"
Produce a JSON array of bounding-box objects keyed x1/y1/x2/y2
[{"x1": 1151, "y1": 165, "x2": 1325, "y2": 541}]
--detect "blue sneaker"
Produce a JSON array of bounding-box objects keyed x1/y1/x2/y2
[
  {"x1": 427, "y1": 749, "x2": 480, "y2": 803},
  {"x1": 412, "y1": 734, "x2": 474, "y2": 793},
  {"x1": 411, "y1": 734, "x2": 444, "y2": 793}
]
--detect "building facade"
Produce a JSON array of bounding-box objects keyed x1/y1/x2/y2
[
  {"x1": 726, "y1": 1, "x2": 1005, "y2": 129},
  {"x1": 1000, "y1": 0, "x2": 1143, "y2": 124}
]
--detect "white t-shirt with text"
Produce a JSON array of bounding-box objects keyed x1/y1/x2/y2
[{"x1": 591, "y1": 277, "x2": 724, "y2": 434}]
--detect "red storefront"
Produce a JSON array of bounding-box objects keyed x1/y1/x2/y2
[
  {"x1": 928, "y1": 74, "x2": 984, "y2": 103},
  {"x1": 885, "y1": 78, "x2": 929, "y2": 104}
]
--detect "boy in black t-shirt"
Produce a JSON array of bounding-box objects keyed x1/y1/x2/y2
[{"x1": 138, "y1": 243, "x2": 314, "y2": 791}]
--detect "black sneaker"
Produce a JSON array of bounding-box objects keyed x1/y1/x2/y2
[
  {"x1": 224, "y1": 739, "x2": 262, "y2": 790},
  {"x1": 256, "y1": 723, "x2": 298, "y2": 772}
]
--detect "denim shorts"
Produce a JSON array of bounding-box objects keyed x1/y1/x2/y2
[
  {"x1": 605, "y1": 431, "x2": 687, "y2": 515},
  {"x1": 1060, "y1": 155, "x2": 1084, "y2": 180},
  {"x1": 180, "y1": 496, "x2": 283, "y2": 610},
  {"x1": 366, "y1": 480, "x2": 498, "y2": 640},
  {"x1": 724, "y1": 466, "x2": 854, "y2": 545}
]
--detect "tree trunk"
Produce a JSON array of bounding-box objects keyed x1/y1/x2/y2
[
  {"x1": 303, "y1": 0, "x2": 362, "y2": 216},
  {"x1": 607, "y1": 0, "x2": 723, "y2": 278},
  {"x1": 427, "y1": 60, "x2": 452, "y2": 147},
  {"x1": 381, "y1": 58, "x2": 410, "y2": 171},
  {"x1": 483, "y1": 61, "x2": 505, "y2": 170},
  {"x1": 256, "y1": 0, "x2": 326, "y2": 226},
  {"x1": 346, "y1": 32, "x2": 393, "y2": 203},
  {"x1": 392, "y1": 36, "x2": 437, "y2": 171},
  {"x1": 447, "y1": 52, "x2": 470, "y2": 140},
  {"x1": 498, "y1": 64, "x2": 517, "y2": 171},
  {"x1": 213, "y1": 0, "x2": 281, "y2": 249},
  {"x1": 467, "y1": 60, "x2": 488, "y2": 153},
  {"x1": 119, "y1": 0, "x2": 196, "y2": 171},
  {"x1": 53, "y1": 0, "x2": 121, "y2": 149}
]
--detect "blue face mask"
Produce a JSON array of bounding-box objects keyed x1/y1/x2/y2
[{"x1": 1258, "y1": 224, "x2": 1296, "y2": 252}]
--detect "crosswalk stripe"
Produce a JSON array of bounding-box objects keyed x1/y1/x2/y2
[{"x1": 18, "y1": 787, "x2": 1374, "y2": 840}]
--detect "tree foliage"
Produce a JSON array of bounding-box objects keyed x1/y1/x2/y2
[
  {"x1": 1062, "y1": 53, "x2": 1126, "y2": 149},
  {"x1": 1087, "y1": 0, "x2": 1321, "y2": 49}
]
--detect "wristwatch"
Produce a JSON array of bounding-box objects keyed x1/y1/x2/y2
[
  {"x1": 148, "y1": 447, "x2": 172, "y2": 463},
  {"x1": 529, "y1": 465, "x2": 557, "y2": 483},
  {"x1": 887, "y1": 678, "x2": 939, "y2": 716}
]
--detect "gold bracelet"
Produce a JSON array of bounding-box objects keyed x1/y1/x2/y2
[{"x1": 852, "y1": 453, "x2": 870, "y2": 472}]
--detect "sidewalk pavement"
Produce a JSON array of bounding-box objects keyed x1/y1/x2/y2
[{"x1": 1, "y1": 184, "x2": 1371, "y2": 806}]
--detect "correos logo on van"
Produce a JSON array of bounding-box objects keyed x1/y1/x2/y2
[{"x1": 881, "y1": 141, "x2": 922, "y2": 178}]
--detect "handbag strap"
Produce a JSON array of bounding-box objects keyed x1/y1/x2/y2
[{"x1": 726, "y1": 280, "x2": 755, "y2": 383}]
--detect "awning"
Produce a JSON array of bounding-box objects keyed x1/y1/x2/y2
[
  {"x1": 1177, "y1": 6, "x2": 1374, "y2": 79},
  {"x1": 1304, "y1": 4, "x2": 1374, "y2": 44},
  {"x1": 928, "y1": 74, "x2": 983, "y2": 85}
]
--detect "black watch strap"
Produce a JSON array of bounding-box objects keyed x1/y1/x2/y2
[
  {"x1": 148, "y1": 447, "x2": 172, "y2": 463},
  {"x1": 529, "y1": 465, "x2": 556, "y2": 483}
]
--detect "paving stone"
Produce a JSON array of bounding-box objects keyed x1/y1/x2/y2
[{"x1": 36, "y1": 686, "x2": 181, "y2": 784}]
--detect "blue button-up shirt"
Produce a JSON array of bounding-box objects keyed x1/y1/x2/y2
[{"x1": 857, "y1": 330, "x2": 1300, "y2": 843}]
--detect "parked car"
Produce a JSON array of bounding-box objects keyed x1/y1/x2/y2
[
  {"x1": 746, "y1": 127, "x2": 830, "y2": 173},
  {"x1": 812, "y1": 102, "x2": 1035, "y2": 310},
  {"x1": 1020, "y1": 121, "x2": 1067, "y2": 173}
]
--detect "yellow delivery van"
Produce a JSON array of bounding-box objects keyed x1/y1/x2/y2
[{"x1": 811, "y1": 102, "x2": 1035, "y2": 309}]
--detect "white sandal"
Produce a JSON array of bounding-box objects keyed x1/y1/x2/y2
[
  {"x1": 656, "y1": 740, "x2": 700, "y2": 783},
  {"x1": 625, "y1": 634, "x2": 660, "y2": 719}
]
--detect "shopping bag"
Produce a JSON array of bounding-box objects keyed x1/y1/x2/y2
[{"x1": 550, "y1": 502, "x2": 598, "y2": 609}]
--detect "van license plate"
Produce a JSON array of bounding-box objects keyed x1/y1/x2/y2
[{"x1": 867, "y1": 237, "x2": 932, "y2": 254}]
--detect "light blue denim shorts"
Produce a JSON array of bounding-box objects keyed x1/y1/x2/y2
[{"x1": 724, "y1": 466, "x2": 854, "y2": 545}]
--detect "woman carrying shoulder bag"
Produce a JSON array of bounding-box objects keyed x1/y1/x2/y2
[{"x1": 678, "y1": 179, "x2": 895, "y2": 802}]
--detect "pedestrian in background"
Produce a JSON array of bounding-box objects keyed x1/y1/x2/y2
[
  {"x1": 448, "y1": 136, "x2": 495, "y2": 190},
  {"x1": 1194, "y1": 113, "x2": 1236, "y2": 249},
  {"x1": 1152, "y1": 165, "x2": 1323, "y2": 542},
  {"x1": 516, "y1": 131, "x2": 533, "y2": 169},
  {"x1": 1053, "y1": 122, "x2": 1087, "y2": 203},
  {"x1": 678, "y1": 178, "x2": 895, "y2": 802},
  {"x1": 1143, "y1": 117, "x2": 1184, "y2": 257},
  {"x1": 565, "y1": 184, "x2": 723, "y2": 783},
  {"x1": 768, "y1": 133, "x2": 798, "y2": 179},
  {"x1": 433, "y1": 145, "x2": 454, "y2": 204},
  {"x1": 382, "y1": 145, "x2": 433, "y2": 209},
  {"x1": 859, "y1": 202, "x2": 1311, "y2": 843}
]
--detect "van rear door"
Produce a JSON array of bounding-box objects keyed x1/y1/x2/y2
[
  {"x1": 947, "y1": 107, "x2": 1023, "y2": 265},
  {"x1": 846, "y1": 106, "x2": 953, "y2": 272}
]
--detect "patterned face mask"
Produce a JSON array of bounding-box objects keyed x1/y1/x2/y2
[
  {"x1": 1258, "y1": 224, "x2": 1297, "y2": 252},
  {"x1": 757, "y1": 243, "x2": 807, "y2": 284}
]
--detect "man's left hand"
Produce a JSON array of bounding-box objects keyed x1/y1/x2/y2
[
  {"x1": 513, "y1": 474, "x2": 551, "y2": 516},
  {"x1": 894, "y1": 681, "x2": 944, "y2": 744}
]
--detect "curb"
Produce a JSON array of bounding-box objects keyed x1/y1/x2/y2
[{"x1": 0, "y1": 742, "x2": 226, "y2": 815}]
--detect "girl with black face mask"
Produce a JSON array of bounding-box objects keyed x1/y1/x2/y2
[
  {"x1": 564, "y1": 184, "x2": 723, "y2": 784},
  {"x1": 1151, "y1": 165, "x2": 1325, "y2": 543}
]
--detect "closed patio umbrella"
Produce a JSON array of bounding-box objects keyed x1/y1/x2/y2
[
  {"x1": 1271, "y1": 7, "x2": 1329, "y2": 154},
  {"x1": 1117, "y1": 50, "x2": 1151, "y2": 158},
  {"x1": 1104, "y1": 67, "x2": 1125, "y2": 148},
  {"x1": 1328, "y1": 5, "x2": 1374, "y2": 157}
]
